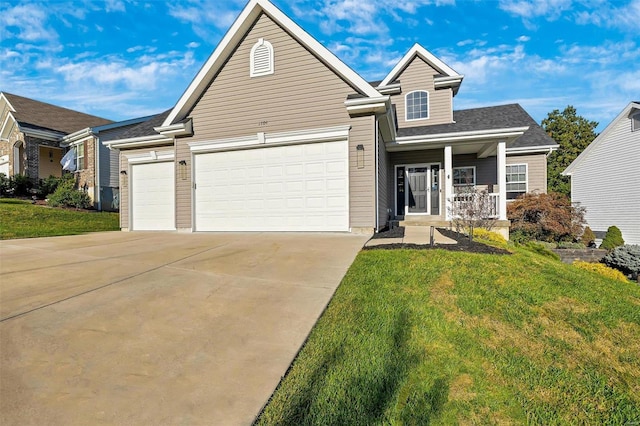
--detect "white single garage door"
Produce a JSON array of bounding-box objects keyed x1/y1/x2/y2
[
  {"x1": 194, "y1": 141, "x2": 349, "y2": 231},
  {"x1": 131, "y1": 161, "x2": 175, "y2": 230}
]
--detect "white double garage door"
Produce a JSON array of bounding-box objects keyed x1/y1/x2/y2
[{"x1": 130, "y1": 141, "x2": 349, "y2": 232}]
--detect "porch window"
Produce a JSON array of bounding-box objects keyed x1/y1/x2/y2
[
  {"x1": 506, "y1": 164, "x2": 527, "y2": 200},
  {"x1": 453, "y1": 166, "x2": 475, "y2": 190},
  {"x1": 76, "y1": 143, "x2": 85, "y2": 171},
  {"x1": 405, "y1": 91, "x2": 429, "y2": 120}
]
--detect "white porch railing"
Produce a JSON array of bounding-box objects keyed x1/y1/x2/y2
[{"x1": 451, "y1": 192, "x2": 500, "y2": 219}]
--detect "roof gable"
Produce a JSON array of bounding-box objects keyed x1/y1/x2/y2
[
  {"x1": 163, "y1": 0, "x2": 381, "y2": 127},
  {"x1": 380, "y1": 44, "x2": 463, "y2": 89},
  {"x1": 1, "y1": 92, "x2": 112, "y2": 135},
  {"x1": 563, "y1": 101, "x2": 640, "y2": 175}
]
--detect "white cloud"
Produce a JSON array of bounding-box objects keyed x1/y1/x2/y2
[
  {"x1": 498, "y1": 0, "x2": 572, "y2": 20},
  {"x1": 186, "y1": 41, "x2": 200, "y2": 48},
  {"x1": 105, "y1": 0, "x2": 126, "y2": 13},
  {"x1": 574, "y1": 0, "x2": 640, "y2": 32},
  {"x1": 0, "y1": 3, "x2": 58, "y2": 42},
  {"x1": 167, "y1": 0, "x2": 246, "y2": 39},
  {"x1": 517, "y1": 35, "x2": 531, "y2": 42}
]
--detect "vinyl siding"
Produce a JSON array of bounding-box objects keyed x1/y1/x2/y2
[
  {"x1": 377, "y1": 127, "x2": 390, "y2": 229},
  {"x1": 99, "y1": 140, "x2": 119, "y2": 188},
  {"x1": 571, "y1": 115, "x2": 640, "y2": 244},
  {"x1": 176, "y1": 12, "x2": 376, "y2": 231},
  {"x1": 506, "y1": 153, "x2": 547, "y2": 194},
  {"x1": 390, "y1": 57, "x2": 453, "y2": 129}
]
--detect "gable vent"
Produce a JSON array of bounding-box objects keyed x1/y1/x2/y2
[{"x1": 250, "y1": 38, "x2": 274, "y2": 77}]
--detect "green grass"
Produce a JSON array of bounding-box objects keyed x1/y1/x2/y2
[
  {"x1": 0, "y1": 198, "x2": 119, "y2": 239},
  {"x1": 257, "y1": 244, "x2": 640, "y2": 424}
]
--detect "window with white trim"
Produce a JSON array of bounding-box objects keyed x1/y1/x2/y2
[
  {"x1": 632, "y1": 112, "x2": 640, "y2": 132},
  {"x1": 405, "y1": 90, "x2": 429, "y2": 120},
  {"x1": 76, "y1": 143, "x2": 85, "y2": 171},
  {"x1": 506, "y1": 164, "x2": 527, "y2": 200},
  {"x1": 453, "y1": 166, "x2": 475, "y2": 190},
  {"x1": 250, "y1": 38, "x2": 274, "y2": 77}
]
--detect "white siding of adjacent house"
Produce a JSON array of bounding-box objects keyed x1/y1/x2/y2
[{"x1": 571, "y1": 113, "x2": 640, "y2": 244}]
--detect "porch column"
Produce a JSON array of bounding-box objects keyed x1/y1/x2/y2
[
  {"x1": 497, "y1": 140, "x2": 507, "y2": 220},
  {"x1": 444, "y1": 145, "x2": 453, "y2": 220}
]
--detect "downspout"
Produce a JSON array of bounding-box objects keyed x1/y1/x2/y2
[
  {"x1": 545, "y1": 146, "x2": 554, "y2": 158},
  {"x1": 374, "y1": 117, "x2": 379, "y2": 233}
]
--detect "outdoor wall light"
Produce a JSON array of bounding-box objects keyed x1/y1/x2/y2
[
  {"x1": 120, "y1": 170, "x2": 127, "y2": 175},
  {"x1": 178, "y1": 160, "x2": 188, "y2": 180},
  {"x1": 356, "y1": 144, "x2": 365, "y2": 169}
]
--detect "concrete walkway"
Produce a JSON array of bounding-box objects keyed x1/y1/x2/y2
[
  {"x1": 365, "y1": 226, "x2": 458, "y2": 247},
  {"x1": 0, "y1": 231, "x2": 368, "y2": 426}
]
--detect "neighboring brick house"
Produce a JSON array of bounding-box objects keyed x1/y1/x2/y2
[
  {"x1": 0, "y1": 92, "x2": 147, "y2": 211},
  {"x1": 0, "y1": 92, "x2": 112, "y2": 182}
]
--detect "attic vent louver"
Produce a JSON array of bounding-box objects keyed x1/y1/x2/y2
[{"x1": 250, "y1": 38, "x2": 274, "y2": 77}]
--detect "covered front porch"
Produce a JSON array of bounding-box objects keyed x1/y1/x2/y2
[{"x1": 384, "y1": 131, "x2": 525, "y2": 237}]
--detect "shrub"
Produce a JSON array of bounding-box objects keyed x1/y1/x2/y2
[
  {"x1": 602, "y1": 245, "x2": 640, "y2": 279},
  {"x1": 521, "y1": 241, "x2": 561, "y2": 261},
  {"x1": 47, "y1": 175, "x2": 91, "y2": 209},
  {"x1": 600, "y1": 226, "x2": 624, "y2": 251},
  {"x1": 573, "y1": 261, "x2": 628, "y2": 282},
  {"x1": 37, "y1": 175, "x2": 62, "y2": 198},
  {"x1": 0, "y1": 173, "x2": 15, "y2": 196},
  {"x1": 473, "y1": 228, "x2": 508, "y2": 245},
  {"x1": 557, "y1": 241, "x2": 587, "y2": 249},
  {"x1": 507, "y1": 193, "x2": 585, "y2": 243},
  {"x1": 580, "y1": 226, "x2": 596, "y2": 248},
  {"x1": 12, "y1": 174, "x2": 33, "y2": 196}
]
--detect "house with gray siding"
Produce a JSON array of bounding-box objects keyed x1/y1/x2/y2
[
  {"x1": 105, "y1": 0, "x2": 557, "y2": 237},
  {"x1": 563, "y1": 102, "x2": 640, "y2": 245}
]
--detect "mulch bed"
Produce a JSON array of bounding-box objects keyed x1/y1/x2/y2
[
  {"x1": 370, "y1": 225, "x2": 405, "y2": 239},
  {"x1": 365, "y1": 227, "x2": 511, "y2": 255}
]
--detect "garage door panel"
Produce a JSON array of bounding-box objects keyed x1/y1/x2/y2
[
  {"x1": 195, "y1": 141, "x2": 348, "y2": 232},
  {"x1": 131, "y1": 161, "x2": 175, "y2": 231}
]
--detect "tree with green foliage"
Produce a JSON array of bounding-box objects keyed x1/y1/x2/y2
[{"x1": 543, "y1": 106, "x2": 598, "y2": 196}]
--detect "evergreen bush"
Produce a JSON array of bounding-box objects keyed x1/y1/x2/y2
[
  {"x1": 600, "y1": 226, "x2": 624, "y2": 251},
  {"x1": 580, "y1": 226, "x2": 596, "y2": 248},
  {"x1": 602, "y1": 245, "x2": 640, "y2": 279}
]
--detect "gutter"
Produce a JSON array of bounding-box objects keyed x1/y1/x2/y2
[{"x1": 103, "y1": 134, "x2": 173, "y2": 150}]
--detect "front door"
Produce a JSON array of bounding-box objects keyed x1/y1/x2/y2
[
  {"x1": 408, "y1": 167, "x2": 428, "y2": 213},
  {"x1": 396, "y1": 164, "x2": 441, "y2": 217}
]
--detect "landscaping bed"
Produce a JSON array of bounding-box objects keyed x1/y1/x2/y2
[{"x1": 365, "y1": 227, "x2": 510, "y2": 255}]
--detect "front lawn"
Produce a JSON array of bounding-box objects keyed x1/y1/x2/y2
[
  {"x1": 257, "y1": 244, "x2": 640, "y2": 424},
  {"x1": 0, "y1": 198, "x2": 119, "y2": 239}
]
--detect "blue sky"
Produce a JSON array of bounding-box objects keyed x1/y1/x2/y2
[{"x1": 2, "y1": 0, "x2": 639, "y2": 132}]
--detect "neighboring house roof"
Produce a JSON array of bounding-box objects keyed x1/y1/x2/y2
[
  {"x1": 162, "y1": 0, "x2": 382, "y2": 127},
  {"x1": 1, "y1": 92, "x2": 112, "y2": 134},
  {"x1": 117, "y1": 110, "x2": 171, "y2": 139},
  {"x1": 397, "y1": 104, "x2": 557, "y2": 150},
  {"x1": 563, "y1": 101, "x2": 640, "y2": 175}
]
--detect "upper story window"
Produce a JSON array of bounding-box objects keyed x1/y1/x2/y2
[
  {"x1": 250, "y1": 38, "x2": 274, "y2": 77},
  {"x1": 632, "y1": 111, "x2": 640, "y2": 132},
  {"x1": 405, "y1": 90, "x2": 429, "y2": 121}
]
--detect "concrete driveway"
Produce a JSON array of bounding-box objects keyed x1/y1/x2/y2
[{"x1": 0, "y1": 231, "x2": 368, "y2": 425}]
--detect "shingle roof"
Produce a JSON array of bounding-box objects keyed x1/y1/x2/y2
[
  {"x1": 397, "y1": 103, "x2": 556, "y2": 148},
  {"x1": 3, "y1": 92, "x2": 112, "y2": 134},
  {"x1": 116, "y1": 109, "x2": 171, "y2": 139}
]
